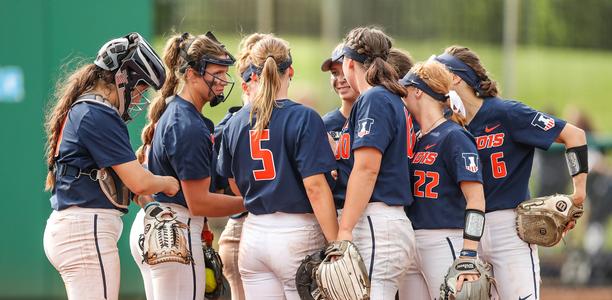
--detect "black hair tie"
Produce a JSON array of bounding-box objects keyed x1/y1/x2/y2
[{"x1": 179, "y1": 32, "x2": 190, "y2": 43}]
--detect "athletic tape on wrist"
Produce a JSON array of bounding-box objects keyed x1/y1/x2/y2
[
  {"x1": 565, "y1": 144, "x2": 588, "y2": 176},
  {"x1": 464, "y1": 209, "x2": 485, "y2": 241}
]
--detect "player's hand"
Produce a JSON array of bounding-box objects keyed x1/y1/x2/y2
[
  {"x1": 571, "y1": 191, "x2": 586, "y2": 207},
  {"x1": 327, "y1": 133, "x2": 338, "y2": 155},
  {"x1": 456, "y1": 273, "x2": 479, "y2": 292},
  {"x1": 336, "y1": 229, "x2": 353, "y2": 242},
  {"x1": 162, "y1": 176, "x2": 180, "y2": 196},
  {"x1": 564, "y1": 220, "x2": 577, "y2": 235}
]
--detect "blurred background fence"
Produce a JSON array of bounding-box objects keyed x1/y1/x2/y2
[{"x1": 1, "y1": 0, "x2": 612, "y2": 299}]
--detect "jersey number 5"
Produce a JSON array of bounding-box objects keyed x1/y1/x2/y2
[{"x1": 249, "y1": 129, "x2": 276, "y2": 181}]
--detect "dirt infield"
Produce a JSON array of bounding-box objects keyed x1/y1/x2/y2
[{"x1": 541, "y1": 286, "x2": 612, "y2": 300}]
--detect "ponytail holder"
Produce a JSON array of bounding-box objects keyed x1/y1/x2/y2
[
  {"x1": 447, "y1": 90, "x2": 466, "y2": 118},
  {"x1": 266, "y1": 55, "x2": 275, "y2": 60},
  {"x1": 179, "y1": 32, "x2": 190, "y2": 43}
]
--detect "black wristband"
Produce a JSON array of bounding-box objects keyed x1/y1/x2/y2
[
  {"x1": 464, "y1": 209, "x2": 485, "y2": 241},
  {"x1": 566, "y1": 145, "x2": 588, "y2": 176}
]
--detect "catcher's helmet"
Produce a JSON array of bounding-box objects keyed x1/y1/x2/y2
[{"x1": 95, "y1": 32, "x2": 166, "y2": 121}]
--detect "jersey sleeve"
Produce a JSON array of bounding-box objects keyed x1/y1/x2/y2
[
  {"x1": 216, "y1": 125, "x2": 233, "y2": 179},
  {"x1": 77, "y1": 109, "x2": 136, "y2": 168},
  {"x1": 442, "y1": 129, "x2": 483, "y2": 184},
  {"x1": 351, "y1": 93, "x2": 395, "y2": 154},
  {"x1": 164, "y1": 122, "x2": 212, "y2": 180},
  {"x1": 293, "y1": 110, "x2": 337, "y2": 178},
  {"x1": 505, "y1": 101, "x2": 567, "y2": 150}
]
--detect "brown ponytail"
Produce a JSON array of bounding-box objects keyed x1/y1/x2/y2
[
  {"x1": 410, "y1": 60, "x2": 467, "y2": 127},
  {"x1": 248, "y1": 37, "x2": 291, "y2": 133},
  {"x1": 45, "y1": 63, "x2": 114, "y2": 190},
  {"x1": 444, "y1": 45, "x2": 499, "y2": 98},
  {"x1": 136, "y1": 32, "x2": 229, "y2": 163},
  {"x1": 136, "y1": 34, "x2": 184, "y2": 163},
  {"x1": 344, "y1": 27, "x2": 407, "y2": 97}
]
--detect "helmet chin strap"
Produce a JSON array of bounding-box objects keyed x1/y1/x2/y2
[
  {"x1": 202, "y1": 76, "x2": 221, "y2": 105},
  {"x1": 114, "y1": 69, "x2": 131, "y2": 122}
]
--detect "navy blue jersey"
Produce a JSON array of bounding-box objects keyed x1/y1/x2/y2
[
  {"x1": 406, "y1": 120, "x2": 483, "y2": 230},
  {"x1": 148, "y1": 95, "x2": 215, "y2": 208},
  {"x1": 51, "y1": 101, "x2": 136, "y2": 211},
  {"x1": 322, "y1": 108, "x2": 346, "y2": 141},
  {"x1": 466, "y1": 97, "x2": 566, "y2": 211},
  {"x1": 335, "y1": 86, "x2": 415, "y2": 207},
  {"x1": 217, "y1": 99, "x2": 337, "y2": 215},
  {"x1": 211, "y1": 106, "x2": 242, "y2": 193}
]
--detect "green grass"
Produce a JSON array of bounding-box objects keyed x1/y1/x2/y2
[{"x1": 155, "y1": 35, "x2": 612, "y2": 133}]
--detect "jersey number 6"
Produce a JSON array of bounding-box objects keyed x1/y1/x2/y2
[{"x1": 249, "y1": 129, "x2": 276, "y2": 181}]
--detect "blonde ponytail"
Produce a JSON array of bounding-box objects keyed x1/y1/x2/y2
[{"x1": 248, "y1": 37, "x2": 291, "y2": 133}]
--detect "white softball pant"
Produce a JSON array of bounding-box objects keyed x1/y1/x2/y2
[
  {"x1": 43, "y1": 206, "x2": 123, "y2": 300},
  {"x1": 479, "y1": 209, "x2": 540, "y2": 300},
  {"x1": 219, "y1": 214, "x2": 247, "y2": 300},
  {"x1": 129, "y1": 203, "x2": 205, "y2": 300},
  {"x1": 238, "y1": 212, "x2": 326, "y2": 300},
  {"x1": 399, "y1": 229, "x2": 464, "y2": 300},
  {"x1": 340, "y1": 202, "x2": 416, "y2": 300}
]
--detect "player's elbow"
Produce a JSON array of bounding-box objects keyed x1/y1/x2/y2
[
  {"x1": 353, "y1": 163, "x2": 380, "y2": 179},
  {"x1": 127, "y1": 178, "x2": 153, "y2": 195},
  {"x1": 303, "y1": 174, "x2": 331, "y2": 204},
  {"x1": 559, "y1": 124, "x2": 587, "y2": 146}
]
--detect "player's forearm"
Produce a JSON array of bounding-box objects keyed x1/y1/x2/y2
[
  {"x1": 571, "y1": 173, "x2": 587, "y2": 205},
  {"x1": 557, "y1": 124, "x2": 588, "y2": 205},
  {"x1": 339, "y1": 166, "x2": 378, "y2": 235},
  {"x1": 304, "y1": 174, "x2": 339, "y2": 242},
  {"x1": 461, "y1": 181, "x2": 486, "y2": 213},
  {"x1": 113, "y1": 160, "x2": 172, "y2": 195},
  {"x1": 189, "y1": 193, "x2": 245, "y2": 217},
  {"x1": 460, "y1": 181, "x2": 486, "y2": 252}
]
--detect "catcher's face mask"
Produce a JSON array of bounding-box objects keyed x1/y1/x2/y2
[{"x1": 180, "y1": 31, "x2": 236, "y2": 107}]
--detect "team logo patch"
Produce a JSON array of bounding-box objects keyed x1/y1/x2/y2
[
  {"x1": 531, "y1": 112, "x2": 555, "y2": 131},
  {"x1": 462, "y1": 153, "x2": 479, "y2": 173},
  {"x1": 357, "y1": 118, "x2": 374, "y2": 138}
]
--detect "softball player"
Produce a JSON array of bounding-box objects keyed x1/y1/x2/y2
[
  {"x1": 216, "y1": 32, "x2": 271, "y2": 300},
  {"x1": 128, "y1": 32, "x2": 245, "y2": 300},
  {"x1": 387, "y1": 48, "x2": 414, "y2": 78},
  {"x1": 43, "y1": 33, "x2": 179, "y2": 300},
  {"x1": 436, "y1": 46, "x2": 588, "y2": 299},
  {"x1": 320, "y1": 43, "x2": 359, "y2": 141},
  {"x1": 398, "y1": 60, "x2": 486, "y2": 299},
  {"x1": 321, "y1": 45, "x2": 413, "y2": 142},
  {"x1": 335, "y1": 27, "x2": 416, "y2": 299},
  {"x1": 216, "y1": 36, "x2": 339, "y2": 299}
]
